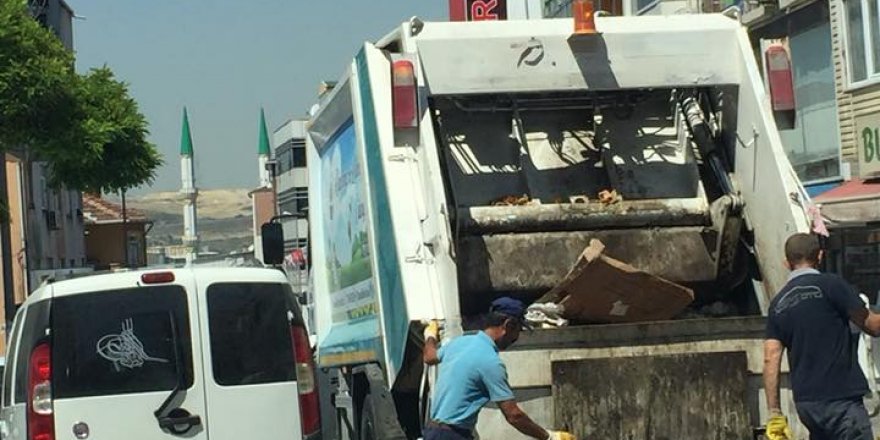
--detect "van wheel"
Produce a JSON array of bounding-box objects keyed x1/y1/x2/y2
[{"x1": 359, "y1": 394, "x2": 377, "y2": 440}]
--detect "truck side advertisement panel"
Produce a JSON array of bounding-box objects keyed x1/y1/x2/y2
[{"x1": 315, "y1": 118, "x2": 382, "y2": 367}]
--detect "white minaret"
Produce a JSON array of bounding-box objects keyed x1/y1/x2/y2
[
  {"x1": 258, "y1": 107, "x2": 272, "y2": 188},
  {"x1": 179, "y1": 107, "x2": 199, "y2": 264}
]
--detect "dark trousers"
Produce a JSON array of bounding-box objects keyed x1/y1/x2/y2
[
  {"x1": 796, "y1": 397, "x2": 874, "y2": 440},
  {"x1": 423, "y1": 423, "x2": 474, "y2": 440}
]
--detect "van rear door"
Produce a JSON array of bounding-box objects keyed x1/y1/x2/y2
[
  {"x1": 51, "y1": 272, "x2": 209, "y2": 440},
  {"x1": 198, "y1": 277, "x2": 317, "y2": 440}
]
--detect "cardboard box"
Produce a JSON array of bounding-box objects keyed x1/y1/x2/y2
[{"x1": 537, "y1": 239, "x2": 694, "y2": 323}]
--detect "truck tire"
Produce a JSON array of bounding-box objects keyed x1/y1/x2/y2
[{"x1": 360, "y1": 394, "x2": 377, "y2": 440}]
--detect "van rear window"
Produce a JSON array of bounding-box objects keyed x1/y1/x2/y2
[
  {"x1": 52, "y1": 286, "x2": 193, "y2": 399},
  {"x1": 207, "y1": 283, "x2": 297, "y2": 386}
]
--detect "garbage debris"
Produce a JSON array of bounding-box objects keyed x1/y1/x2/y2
[
  {"x1": 598, "y1": 189, "x2": 622, "y2": 205},
  {"x1": 526, "y1": 302, "x2": 569, "y2": 328},
  {"x1": 533, "y1": 239, "x2": 694, "y2": 324},
  {"x1": 492, "y1": 194, "x2": 533, "y2": 206}
]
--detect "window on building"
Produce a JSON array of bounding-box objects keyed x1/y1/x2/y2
[
  {"x1": 294, "y1": 186, "x2": 308, "y2": 213},
  {"x1": 279, "y1": 187, "x2": 309, "y2": 216},
  {"x1": 127, "y1": 233, "x2": 141, "y2": 268},
  {"x1": 39, "y1": 167, "x2": 50, "y2": 210},
  {"x1": 277, "y1": 147, "x2": 293, "y2": 175},
  {"x1": 845, "y1": 0, "x2": 880, "y2": 86},
  {"x1": 769, "y1": 19, "x2": 841, "y2": 182},
  {"x1": 275, "y1": 139, "x2": 306, "y2": 174},
  {"x1": 292, "y1": 141, "x2": 307, "y2": 168}
]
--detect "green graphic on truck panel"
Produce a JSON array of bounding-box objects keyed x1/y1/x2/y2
[{"x1": 356, "y1": 48, "x2": 408, "y2": 375}]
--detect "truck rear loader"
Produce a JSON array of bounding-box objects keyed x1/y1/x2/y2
[{"x1": 299, "y1": 12, "x2": 837, "y2": 440}]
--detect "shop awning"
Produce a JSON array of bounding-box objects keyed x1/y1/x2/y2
[{"x1": 815, "y1": 179, "x2": 880, "y2": 226}]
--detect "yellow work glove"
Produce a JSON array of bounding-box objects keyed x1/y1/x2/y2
[
  {"x1": 423, "y1": 320, "x2": 439, "y2": 341},
  {"x1": 766, "y1": 411, "x2": 793, "y2": 440},
  {"x1": 547, "y1": 430, "x2": 576, "y2": 440}
]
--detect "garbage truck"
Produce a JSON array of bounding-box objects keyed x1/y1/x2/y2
[{"x1": 299, "y1": 12, "x2": 834, "y2": 440}]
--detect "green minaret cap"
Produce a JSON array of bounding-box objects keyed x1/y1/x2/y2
[
  {"x1": 180, "y1": 107, "x2": 194, "y2": 157},
  {"x1": 258, "y1": 107, "x2": 270, "y2": 156}
]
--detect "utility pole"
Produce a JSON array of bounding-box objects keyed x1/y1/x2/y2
[{"x1": 121, "y1": 189, "x2": 128, "y2": 268}]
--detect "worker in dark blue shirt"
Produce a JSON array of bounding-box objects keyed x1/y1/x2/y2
[
  {"x1": 764, "y1": 233, "x2": 880, "y2": 440},
  {"x1": 422, "y1": 297, "x2": 575, "y2": 440}
]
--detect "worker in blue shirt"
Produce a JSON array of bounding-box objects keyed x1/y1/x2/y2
[
  {"x1": 764, "y1": 233, "x2": 880, "y2": 440},
  {"x1": 422, "y1": 297, "x2": 576, "y2": 440}
]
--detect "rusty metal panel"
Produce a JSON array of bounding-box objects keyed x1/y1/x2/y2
[{"x1": 552, "y1": 352, "x2": 751, "y2": 440}]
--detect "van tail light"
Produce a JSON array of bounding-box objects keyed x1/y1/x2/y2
[
  {"x1": 291, "y1": 324, "x2": 320, "y2": 436},
  {"x1": 392, "y1": 60, "x2": 418, "y2": 129},
  {"x1": 28, "y1": 342, "x2": 54, "y2": 440}
]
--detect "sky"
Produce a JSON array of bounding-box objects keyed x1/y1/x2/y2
[{"x1": 67, "y1": 0, "x2": 447, "y2": 193}]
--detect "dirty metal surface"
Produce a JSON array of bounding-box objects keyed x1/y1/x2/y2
[
  {"x1": 458, "y1": 199, "x2": 710, "y2": 234},
  {"x1": 552, "y1": 352, "x2": 751, "y2": 440},
  {"x1": 511, "y1": 316, "x2": 765, "y2": 351},
  {"x1": 457, "y1": 227, "x2": 717, "y2": 297}
]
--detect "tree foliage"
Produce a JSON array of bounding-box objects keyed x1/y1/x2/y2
[
  {"x1": 0, "y1": 0, "x2": 77, "y2": 149},
  {"x1": 49, "y1": 68, "x2": 164, "y2": 193},
  {"x1": 0, "y1": 0, "x2": 162, "y2": 193}
]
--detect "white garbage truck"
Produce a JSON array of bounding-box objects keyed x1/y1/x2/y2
[{"x1": 298, "y1": 12, "x2": 832, "y2": 440}]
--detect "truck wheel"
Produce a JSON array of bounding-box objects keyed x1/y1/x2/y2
[{"x1": 360, "y1": 394, "x2": 377, "y2": 440}]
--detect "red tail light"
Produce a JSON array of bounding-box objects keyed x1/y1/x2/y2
[
  {"x1": 291, "y1": 325, "x2": 320, "y2": 436},
  {"x1": 392, "y1": 60, "x2": 418, "y2": 129},
  {"x1": 28, "y1": 342, "x2": 54, "y2": 440},
  {"x1": 141, "y1": 272, "x2": 175, "y2": 284}
]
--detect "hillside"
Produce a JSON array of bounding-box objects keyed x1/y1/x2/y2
[{"x1": 127, "y1": 189, "x2": 254, "y2": 254}]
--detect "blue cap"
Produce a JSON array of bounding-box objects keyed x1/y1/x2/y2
[{"x1": 490, "y1": 297, "x2": 531, "y2": 329}]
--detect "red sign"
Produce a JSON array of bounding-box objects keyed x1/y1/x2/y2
[
  {"x1": 449, "y1": 0, "x2": 507, "y2": 21},
  {"x1": 765, "y1": 44, "x2": 795, "y2": 112}
]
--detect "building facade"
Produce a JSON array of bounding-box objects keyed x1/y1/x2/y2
[
  {"x1": 21, "y1": 0, "x2": 89, "y2": 288},
  {"x1": 274, "y1": 120, "x2": 309, "y2": 257},
  {"x1": 82, "y1": 194, "x2": 150, "y2": 270},
  {"x1": 743, "y1": 0, "x2": 880, "y2": 300},
  {"x1": 823, "y1": 0, "x2": 880, "y2": 299},
  {"x1": 271, "y1": 119, "x2": 309, "y2": 297},
  {"x1": 0, "y1": 0, "x2": 89, "y2": 352}
]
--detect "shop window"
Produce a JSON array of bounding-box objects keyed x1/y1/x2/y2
[{"x1": 825, "y1": 227, "x2": 880, "y2": 302}]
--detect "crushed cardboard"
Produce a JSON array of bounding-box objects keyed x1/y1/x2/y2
[{"x1": 535, "y1": 239, "x2": 694, "y2": 324}]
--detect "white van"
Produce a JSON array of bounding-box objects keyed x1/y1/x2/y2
[{"x1": 0, "y1": 267, "x2": 321, "y2": 440}]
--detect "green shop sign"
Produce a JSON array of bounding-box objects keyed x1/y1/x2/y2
[{"x1": 856, "y1": 113, "x2": 880, "y2": 177}]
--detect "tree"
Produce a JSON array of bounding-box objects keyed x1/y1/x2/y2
[
  {"x1": 46, "y1": 68, "x2": 163, "y2": 193},
  {"x1": 0, "y1": 0, "x2": 79, "y2": 151},
  {"x1": 0, "y1": 0, "x2": 162, "y2": 193}
]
